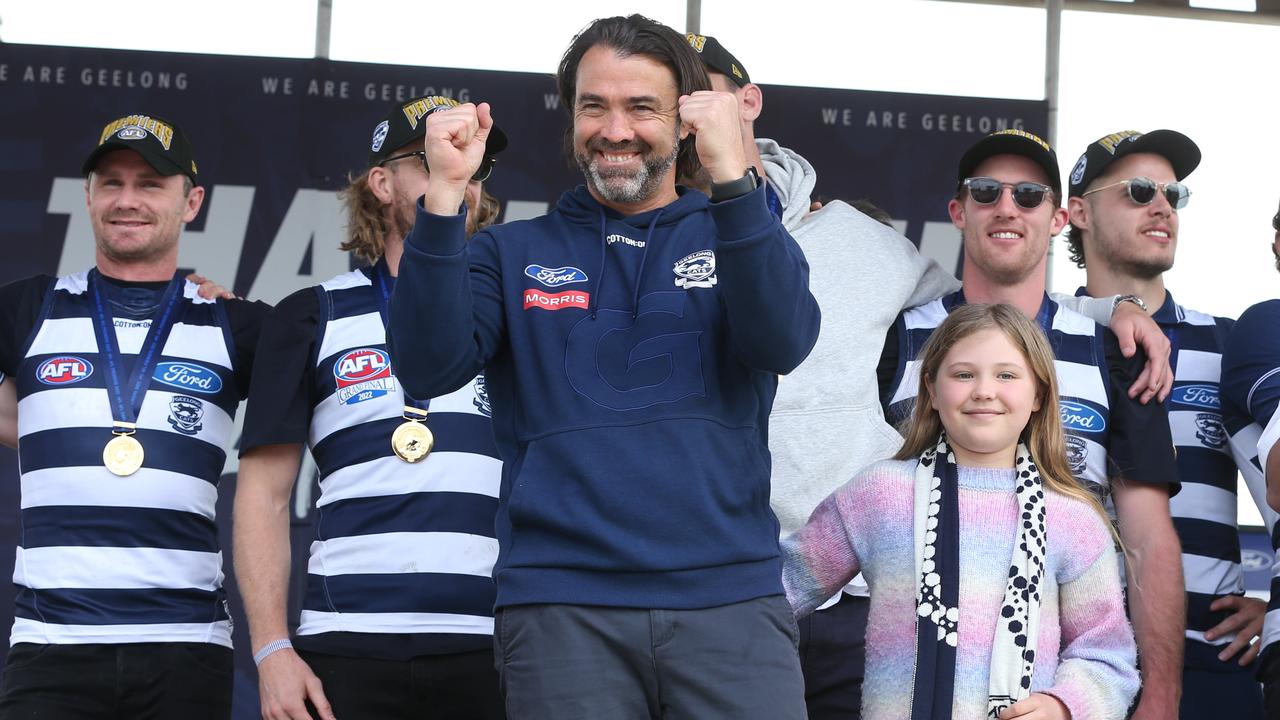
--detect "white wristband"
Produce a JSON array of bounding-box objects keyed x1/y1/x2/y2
[{"x1": 253, "y1": 638, "x2": 293, "y2": 666}]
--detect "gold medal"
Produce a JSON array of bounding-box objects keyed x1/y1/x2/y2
[
  {"x1": 391, "y1": 407, "x2": 433, "y2": 463},
  {"x1": 103, "y1": 432, "x2": 144, "y2": 476}
]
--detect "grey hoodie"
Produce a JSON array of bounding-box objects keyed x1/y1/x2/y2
[{"x1": 759, "y1": 138, "x2": 960, "y2": 537}]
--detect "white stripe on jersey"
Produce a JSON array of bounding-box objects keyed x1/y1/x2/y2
[
  {"x1": 1174, "y1": 349, "x2": 1223, "y2": 382},
  {"x1": 1169, "y1": 482, "x2": 1239, "y2": 526},
  {"x1": 15, "y1": 547, "x2": 224, "y2": 590},
  {"x1": 20, "y1": 467, "x2": 218, "y2": 516},
  {"x1": 1183, "y1": 629, "x2": 1232, "y2": 647},
  {"x1": 1052, "y1": 359, "x2": 1109, "y2": 406},
  {"x1": 26, "y1": 318, "x2": 99, "y2": 355},
  {"x1": 298, "y1": 610, "x2": 493, "y2": 637},
  {"x1": 1261, "y1": 409, "x2": 1280, "y2": 472},
  {"x1": 10, "y1": 618, "x2": 232, "y2": 648},
  {"x1": 18, "y1": 387, "x2": 233, "y2": 442},
  {"x1": 316, "y1": 311, "x2": 385, "y2": 366},
  {"x1": 307, "y1": 532, "x2": 498, "y2": 578},
  {"x1": 317, "y1": 453, "x2": 502, "y2": 506},
  {"x1": 1180, "y1": 554, "x2": 1243, "y2": 597}
]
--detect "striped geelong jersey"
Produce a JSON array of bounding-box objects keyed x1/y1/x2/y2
[
  {"x1": 885, "y1": 292, "x2": 1113, "y2": 493},
  {"x1": 1154, "y1": 294, "x2": 1275, "y2": 660},
  {"x1": 1221, "y1": 299, "x2": 1280, "y2": 665},
  {"x1": 13, "y1": 271, "x2": 238, "y2": 646},
  {"x1": 301, "y1": 268, "x2": 500, "y2": 638}
]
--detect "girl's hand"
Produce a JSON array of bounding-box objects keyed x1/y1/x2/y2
[{"x1": 998, "y1": 693, "x2": 1070, "y2": 719}]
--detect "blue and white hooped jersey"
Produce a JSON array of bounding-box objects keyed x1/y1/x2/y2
[
  {"x1": 885, "y1": 292, "x2": 1113, "y2": 493},
  {"x1": 1158, "y1": 299, "x2": 1273, "y2": 658},
  {"x1": 1221, "y1": 298, "x2": 1280, "y2": 665},
  {"x1": 302, "y1": 268, "x2": 500, "y2": 638},
  {"x1": 14, "y1": 272, "x2": 238, "y2": 647}
]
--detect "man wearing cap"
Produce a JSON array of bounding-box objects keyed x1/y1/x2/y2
[
  {"x1": 387, "y1": 14, "x2": 817, "y2": 719},
  {"x1": 1215, "y1": 199, "x2": 1280, "y2": 717},
  {"x1": 232, "y1": 95, "x2": 507, "y2": 720},
  {"x1": 0, "y1": 114, "x2": 268, "y2": 718},
  {"x1": 878, "y1": 128, "x2": 1182, "y2": 720}
]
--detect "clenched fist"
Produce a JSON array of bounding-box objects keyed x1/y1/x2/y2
[
  {"x1": 421, "y1": 102, "x2": 493, "y2": 216},
  {"x1": 677, "y1": 91, "x2": 748, "y2": 184}
]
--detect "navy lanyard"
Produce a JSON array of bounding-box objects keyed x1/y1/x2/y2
[
  {"x1": 88, "y1": 269, "x2": 187, "y2": 431},
  {"x1": 371, "y1": 259, "x2": 430, "y2": 414}
]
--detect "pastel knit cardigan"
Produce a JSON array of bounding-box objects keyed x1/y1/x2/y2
[{"x1": 782, "y1": 459, "x2": 1140, "y2": 720}]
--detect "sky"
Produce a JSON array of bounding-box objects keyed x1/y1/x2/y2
[{"x1": 2, "y1": 0, "x2": 1278, "y2": 523}]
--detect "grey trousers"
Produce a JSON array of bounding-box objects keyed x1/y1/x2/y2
[{"x1": 493, "y1": 595, "x2": 807, "y2": 720}]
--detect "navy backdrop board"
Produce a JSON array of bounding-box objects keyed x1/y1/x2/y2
[{"x1": 1, "y1": 42, "x2": 1047, "y2": 716}]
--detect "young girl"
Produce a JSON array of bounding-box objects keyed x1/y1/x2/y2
[{"x1": 783, "y1": 303, "x2": 1138, "y2": 720}]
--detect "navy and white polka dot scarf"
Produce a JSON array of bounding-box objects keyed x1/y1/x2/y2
[{"x1": 909, "y1": 434, "x2": 1046, "y2": 720}]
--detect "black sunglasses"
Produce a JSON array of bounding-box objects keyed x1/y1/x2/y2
[
  {"x1": 962, "y1": 177, "x2": 1054, "y2": 210},
  {"x1": 379, "y1": 150, "x2": 497, "y2": 183},
  {"x1": 1082, "y1": 176, "x2": 1190, "y2": 210}
]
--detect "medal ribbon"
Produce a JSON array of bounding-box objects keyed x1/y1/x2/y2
[
  {"x1": 88, "y1": 269, "x2": 187, "y2": 433},
  {"x1": 371, "y1": 259, "x2": 430, "y2": 417}
]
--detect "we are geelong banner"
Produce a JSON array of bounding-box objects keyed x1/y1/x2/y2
[{"x1": 0, "y1": 42, "x2": 1046, "y2": 716}]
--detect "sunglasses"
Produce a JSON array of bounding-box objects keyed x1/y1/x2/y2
[
  {"x1": 962, "y1": 177, "x2": 1054, "y2": 209},
  {"x1": 379, "y1": 150, "x2": 497, "y2": 183},
  {"x1": 1081, "y1": 176, "x2": 1190, "y2": 210}
]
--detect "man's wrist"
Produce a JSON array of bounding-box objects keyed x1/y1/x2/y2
[
  {"x1": 709, "y1": 166, "x2": 759, "y2": 202},
  {"x1": 1111, "y1": 294, "x2": 1148, "y2": 315},
  {"x1": 253, "y1": 637, "x2": 294, "y2": 666}
]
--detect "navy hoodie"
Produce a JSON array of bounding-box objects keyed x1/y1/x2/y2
[{"x1": 389, "y1": 183, "x2": 820, "y2": 610}]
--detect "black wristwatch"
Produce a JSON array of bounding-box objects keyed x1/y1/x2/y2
[{"x1": 709, "y1": 166, "x2": 760, "y2": 202}]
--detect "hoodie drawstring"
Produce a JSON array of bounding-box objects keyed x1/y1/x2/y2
[
  {"x1": 631, "y1": 210, "x2": 662, "y2": 319},
  {"x1": 589, "y1": 208, "x2": 608, "y2": 320}
]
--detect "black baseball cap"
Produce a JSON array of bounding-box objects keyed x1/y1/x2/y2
[
  {"x1": 367, "y1": 95, "x2": 508, "y2": 168},
  {"x1": 957, "y1": 128, "x2": 1061, "y2": 197},
  {"x1": 1068, "y1": 129, "x2": 1200, "y2": 198},
  {"x1": 82, "y1": 113, "x2": 198, "y2": 184},
  {"x1": 686, "y1": 34, "x2": 751, "y2": 88}
]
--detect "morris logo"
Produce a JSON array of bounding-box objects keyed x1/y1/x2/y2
[
  {"x1": 524, "y1": 264, "x2": 588, "y2": 287},
  {"x1": 154, "y1": 362, "x2": 223, "y2": 394},
  {"x1": 1060, "y1": 400, "x2": 1106, "y2": 434},
  {"x1": 1171, "y1": 384, "x2": 1219, "y2": 410},
  {"x1": 334, "y1": 349, "x2": 391, "y2": 383},
  {"x1": 37, "y1": 356, "x2": 93, "y2": 386}
]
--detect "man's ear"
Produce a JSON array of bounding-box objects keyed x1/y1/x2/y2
[
  {"x1": 740, "y1": 83, "x2": 763, "y2": 123},
  {"x1": 367, "y1": 166, "x2": 394, "y2": 205}
]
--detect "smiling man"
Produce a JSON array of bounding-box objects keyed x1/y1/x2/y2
[
  {"x1": 0, "y1": 114, "x2": 268, "y2": 719},
  {"x1": 385, "y1": 14, "x2": 818, "y2": 720},
  {"x1": 1070, "y1": 130, "x2": 1272, "y2": 720},
  {"x1": 878, "y1": 129, "x2": 1182, "y2": 720}
]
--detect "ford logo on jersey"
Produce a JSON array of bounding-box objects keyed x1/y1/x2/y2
[
  {"x1": 1060, "y1": 401, "x2": 1106, "y2": 434},
  {"x1": 37, "y1": 356, "x2": 93, "y2": 385},
  {"x1": 333, "y1": 348, "x2": 396, "y2": 405},
  {"x1": 154, "y1": 362, "x2": 223, "y2": 394},
  {"x1": 1171, "y1": 384, "x2": 1219, "y2": 410},
  {"x1": 524, "y1": 264, "x2": 588, "y2": 287}
]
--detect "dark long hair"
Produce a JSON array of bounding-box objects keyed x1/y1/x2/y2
[{"x1": 556, "y1": 14, "x2": 710, "y2": 182}]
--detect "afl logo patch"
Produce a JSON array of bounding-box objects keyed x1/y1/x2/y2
[
  {"x1": 370, "y1": 120, "x2": 390, "y2": 153},
  {"x1": 116, "y1": 126, "x2": 147, "y2": 141},
  {"x1": 524, "y1": 264, "x2": 588, "y2": 287},
  {"x1": 37, "y1": 356, "x2": 94, "y2": 386},
  {"x1": 154, "y1": 362, "x2": 223, "y2": 395},
  {"x1": 673, "y1": 250, "x2": 717, "y2": 289},
  {"x1": 333, "y1": 348, "x2": 396, "y2": 405}
]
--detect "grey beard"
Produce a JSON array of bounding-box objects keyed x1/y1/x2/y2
[{"x1": 577, "y1": 141, "x2": 678, "y2": 206}]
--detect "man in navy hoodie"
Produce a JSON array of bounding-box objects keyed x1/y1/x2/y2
[{"x1": 387, "y1": 14, "x2": 818, "y2": 720}]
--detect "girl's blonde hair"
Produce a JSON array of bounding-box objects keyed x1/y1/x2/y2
[{"x1": 893, "y1": 303, "x2": 1113, "y2": 530}]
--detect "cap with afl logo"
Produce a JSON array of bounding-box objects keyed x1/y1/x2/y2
[
  {"x1": 1068, "y1": 129, "x2": 1201, "y2": 198},
  {"x1": 957, "y1": 128, "x2": 1061, "y2": 197},
  {"x1": 367, "y1": 95, "x2": 508, "y2": 168},
  {"x1": 82, "y1": 113, "x2": 199, "y2": 184},
  {"x1": 685, "y1": 34, "x2": 750, "y2": 88}
]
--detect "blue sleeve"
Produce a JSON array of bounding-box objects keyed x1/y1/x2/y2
[
  {"x1": 387, "y1": 201, "x2": 507, "y2": 401},
  {"x1": 710, "y1": 184, "x2": 821, "y2": 374},
  {"x1": 1222, "y1": 300, "x2": 1280, "y2": 426}
]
